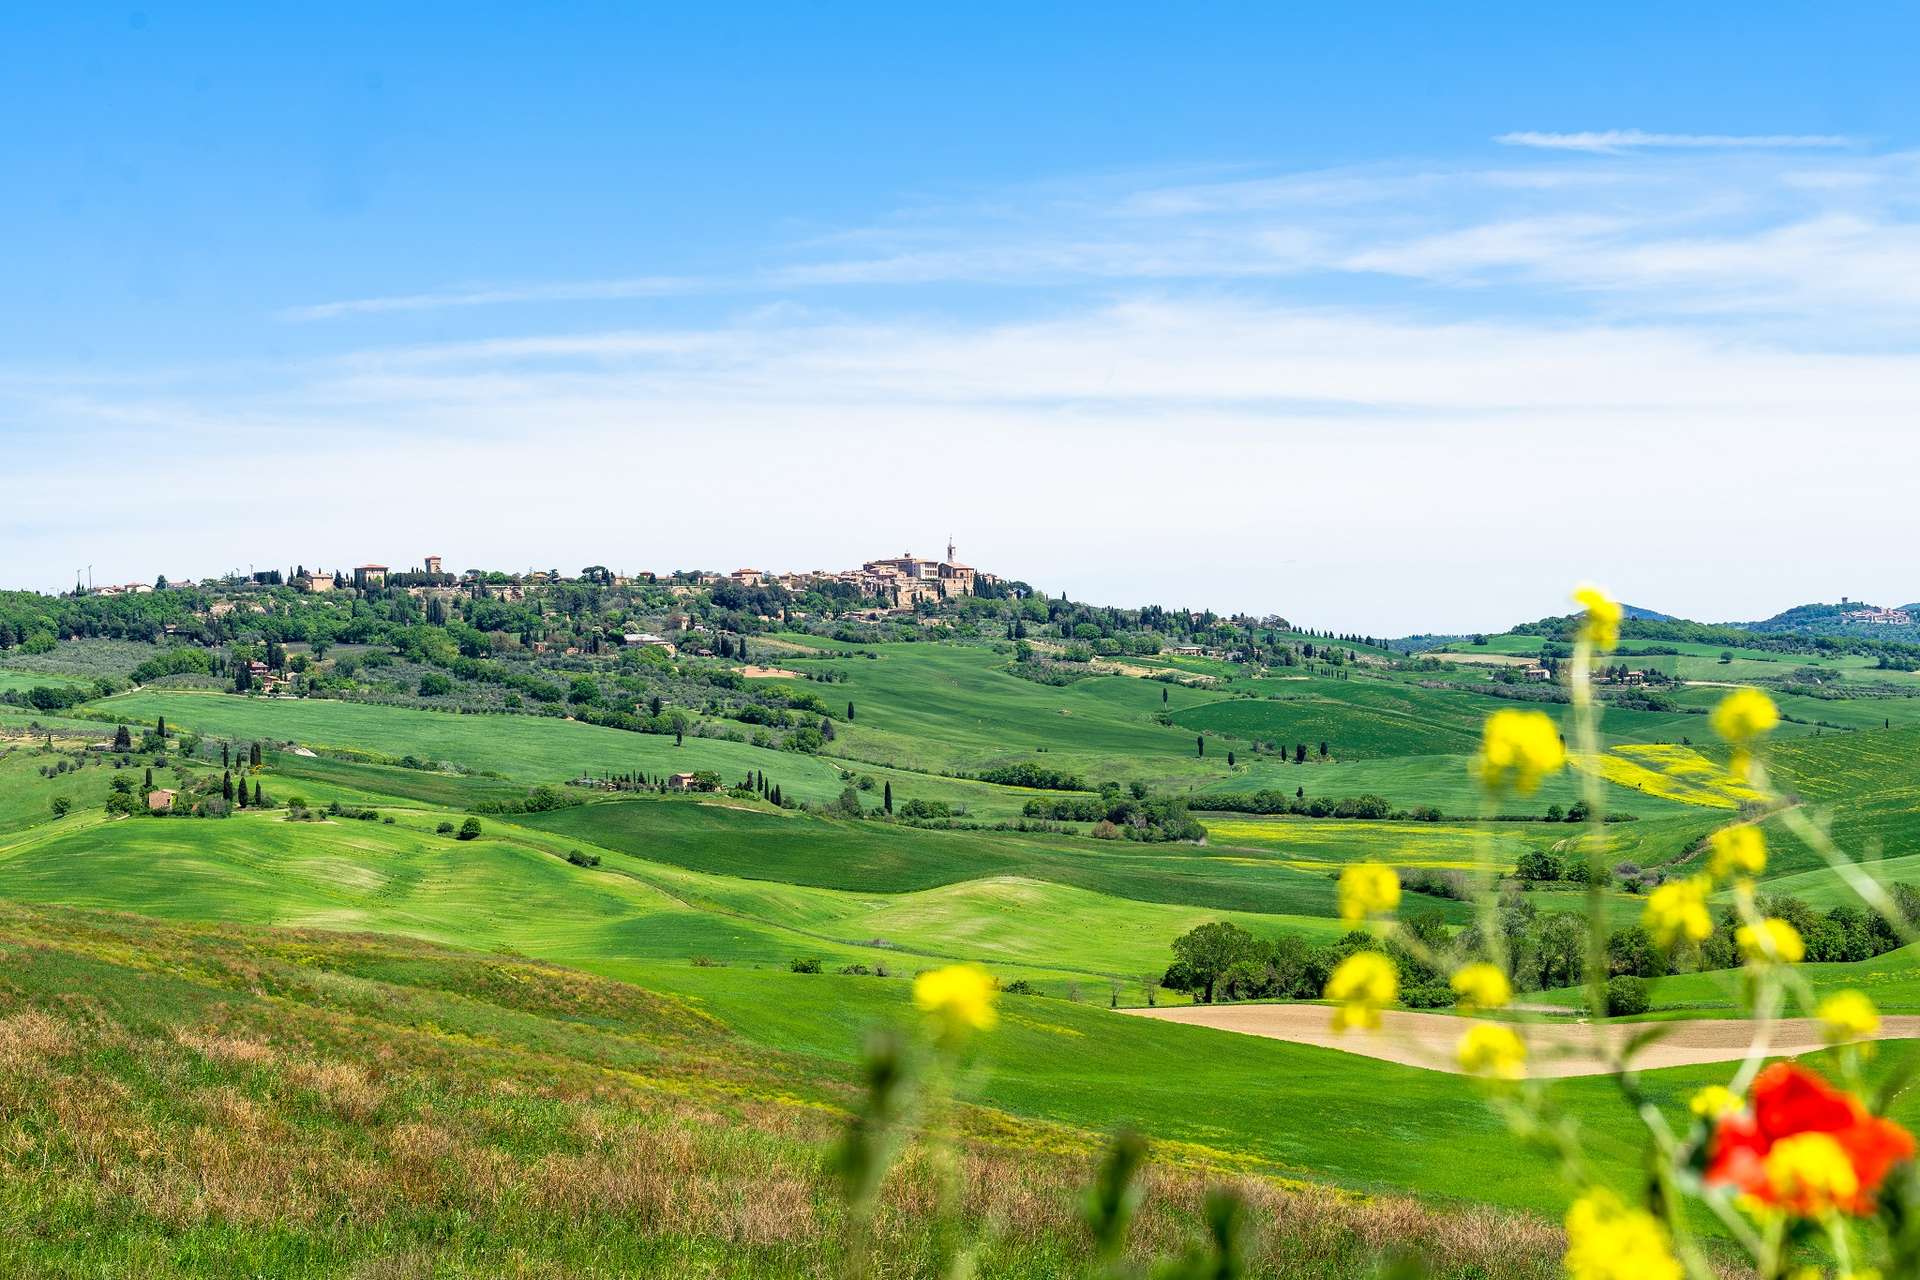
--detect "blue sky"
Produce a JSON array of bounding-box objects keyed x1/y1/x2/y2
[{"x1": 5, "y1": 4, "x2": 1918, "y2": 631}]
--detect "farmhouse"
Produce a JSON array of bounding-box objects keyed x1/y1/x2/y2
[
  {"x1": 353, "y1": 564, "x2": 390, "y2": 588},
  {"x1": 147, "y1": 789, "x2": 176, "y2": 813},
  {"x1": 424, "y1": 555, "x2": 443, "y2": 575},
  {"x1": 623, "y1": 632, "x2": 677, "y2": 656},
  {"x1": 665, "y1": 772, "x2": 697, "y2": 791}
]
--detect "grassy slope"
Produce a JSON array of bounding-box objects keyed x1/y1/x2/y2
[
  {"x1": 0, "y1": 804, "x2": 1357, "y2": 988},
  {"x1": 0, "y1": 669, "x2": 89, "y2": 693},
  {"x1": 9, "y1": 894, "x2": 1916, "y2": 1267},
  {"x1": 92, "y1": 689, "x2": 859, "y2": 801},
  {"x1": 774, "y1": 642, "x2": 1235, "y2": 783}
]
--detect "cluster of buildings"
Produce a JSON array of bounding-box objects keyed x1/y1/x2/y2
[
  {"x1": 727, "y1": 541, "x2": 996, "y2": 607},
  {"x1": 1840, "y1": 603, "x2": 1914, "y2": 626},
  {"x1": 90, "y1": 542, "x2": 1000, "y2": 613}
]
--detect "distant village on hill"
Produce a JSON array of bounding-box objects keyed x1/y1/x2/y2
[{"x1": 80, "y1": 542, "x2": 1003, "y2": 613}]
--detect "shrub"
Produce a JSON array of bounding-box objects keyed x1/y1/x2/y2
[
  {"x1": 1606, "y1": 975, "x2": 1651, "y2": 1017},
  {"x1": 1399, "y1": 983, "x2": 1454, "y2": 1009},
  {"x1": 456, "y1": 817, "x2": 482, "y2": 841},
  {"x1": 788, "y1": 957, "x2": 822, "y2": 974},
  {"x1": 48, "y1": 795, "x2": 71, "y2": 818},
  {"x1": 435, "y1": 820, "x2": 455, "y2": 835},
  {"x1": 1514, "y1": 850, "x2": 1560, "y2": 882},
  {"x1": 565, "y1": 849, "x2": 601, "y2": 868},
  {"x1": 1002, "y1": 979, "x2": 1039, "y2": 996},
  {"x1": 976, "y1": 763, "x2": 1088, "y2": 791}
]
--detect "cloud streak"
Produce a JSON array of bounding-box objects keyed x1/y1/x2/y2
[
  {"x1": 1495, "y1": 130, "x2": 1855, "y2": 153},
  {"x1": 282, "y1": 275, "x2": 710, "y2": 321}
]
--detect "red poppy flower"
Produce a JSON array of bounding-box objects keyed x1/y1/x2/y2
[{"x1": 1706, "y1": 1063, "x2": 1915, "y2": 1215}]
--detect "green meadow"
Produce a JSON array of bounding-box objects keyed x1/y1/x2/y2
[{"x1": 4, "y1": 620, "x2": 1920, "y2": 1271}]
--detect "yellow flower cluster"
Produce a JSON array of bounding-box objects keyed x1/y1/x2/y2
[
  {"x1": 1690, "y1": 1085, "x2": 1744, "y2": 1119},
  {"x1": 912, "y1": 964, "x2": 999, "y2": 1037},
  {"x1": 1819, "y1": 990, "x2": 1881, "y2": 1044},
  {"x1": 1711, "y1": 688, "x2": 1779, "y2": 778},
  {"x1": 1325, "y1": 951, "x2": 1397, "y2": 1033},
  {"x1": 1765, "y1": 1131, "x2": 1859, "y2": 1215},
  {"x1": 1455, "y1": 1022, "x2": 1526, "y2": 1080},
  {"x1": 1573, "y1": 584, "x2": 1623, "y2": 652},
  {"x1": 1475, "y1": 709, "x2": 1566, "y2": 796},
  {"x1": 1707, "y1": 826, "x2": 1766, "y2": 882},
  {"x1": 1563, "y1": 1189, "x2": 1682, "y2": 1280},
  {"x1": 1644, "y1": 876, "x2": 1714, "y2": 948},
  {"x1": 1449, "y1": 962, "x2": 1511, "y2": 1013},
  {"x1": 1711, "y1": 688, "x2": 1780, "y2": 744},
  {"x1": 1736, "y1": 917, "x2": 1805, "y2": 967},
  {"x1": 1337, "y1": 863, "x2": 1400, "y2": 925}
]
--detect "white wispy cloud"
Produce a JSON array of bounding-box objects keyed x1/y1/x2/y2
[
  {"x1": 1495, "y1": 129, "x2": 1855, "y2": 153},
  {"x1": 29, "y1": 138, "x2": 1920, "y2": 627},
  {"x1": 282, "y1": 275, "x2": 709, "y2": 321}
]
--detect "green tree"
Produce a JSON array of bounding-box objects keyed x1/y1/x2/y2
[
  {"x1": 457, "y1": 817, "x2": 483, "y2": 840},
  {"x1": 1169, "y1": 921, "x2": 1259, "y2": 1004}
]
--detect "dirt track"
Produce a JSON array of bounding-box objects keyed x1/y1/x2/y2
[{"x1": 1121, "y1": 1005, "x2": 1920, "y2": 1078}]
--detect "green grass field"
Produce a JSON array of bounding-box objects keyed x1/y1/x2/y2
[
  {"x1": 93, "y1": 689, "x2": 861, "y2": 800},
  {"x1": 0, "y1": 668, "x2": 89, "y2": 694},
  {"x1": 6, "y1": 626, "x2": 1920, "y2": 1269}
]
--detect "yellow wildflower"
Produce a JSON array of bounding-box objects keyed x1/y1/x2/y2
[
  {"x1": 1563, "y1": 1188, "x2": 1682, "y2": 1280},
  {"x1": 1337, "y1": 863, "x2": 1400, "y2": 925},
  {"x1": 1475, "y1": 709, "x2": 1566, "y2": 796},
  {"x1": 1644, "y1": 876, "x2": 1714, "y2": 948},
  {"x1": 1573, "y1": 584, "x2": 1623, "y2": 652},
  {"x1": 1765, "y1": 1131, "x2": 1859, "y2": 1215},
  {"x1": 1819, "y1": 990, "x2": 1881, "y2": 1044},
  {"x1": 1324, "y1": 951, "x2": 1396, "y2": 1033},
  {"x1": 1711, "y1": 688, "x2": 1779, "y2": 778},
  {"x1": 1737, "y1": 917, "x2": 1805, "y2": 967},
  {"x1": 912, "y1": 964, "x2": 998, "y2": 1036},
  {"x1": 1707, "y1": 826, "x2": 1766, "y2": 881},
  {"x1": 1711, "y1": 688, "x2": 1780, "y2": 745},
  {"x1": 1449, "y1": 962, "x2": 1512, "y2": 1012},
  {"x1": 1690, "y1": 1085, "x2": 1744, "y2": 1119},
  {"x1": 1456, "y1": 1022, "x2": 1526, "y2": 1080}
]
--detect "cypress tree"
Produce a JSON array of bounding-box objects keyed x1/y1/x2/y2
[
  {"x1": 222, "y1": 771, "x2": 233, "y2": 802},
  {"x1": 222, "y1": 742, "x2": 230, "y2": 768},
  {"x1": 144, "y1": 767, "x2": 153, "y2": 789},
  {"x1": 1196, "y1": 735, "x2": 1205, "y2": 758},
  {"x1": 253, "y1": 781, "x2": 263, "y2": 806},
  {"x1": 847, "y1": 701, "x2": 855, "y2": 721},
  {"x1": 883, "y1": 781, "x2": 892, "y2": 815},
  {"x1": 236, "y1": 779, "x2": 247, "y2": 808},
  {"x1": 157, "y1": 715, "x2": 167, "y2": 739},
  {"x1": 250, "y1": 742, "x2": 262, "y2": 767}
]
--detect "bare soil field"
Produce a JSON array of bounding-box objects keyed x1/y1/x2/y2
[{"x1": 1122, "y1": 1004, "x2": 1920, "y2": 1078}]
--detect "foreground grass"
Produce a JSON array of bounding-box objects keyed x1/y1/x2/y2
[{"x1": 0, "y1": 902, "x2": 1570, "y2": 1279}]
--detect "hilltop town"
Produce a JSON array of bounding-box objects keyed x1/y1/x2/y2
[{"x1": 81, "y1": 542, "x2": 999, "y2": 612}]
